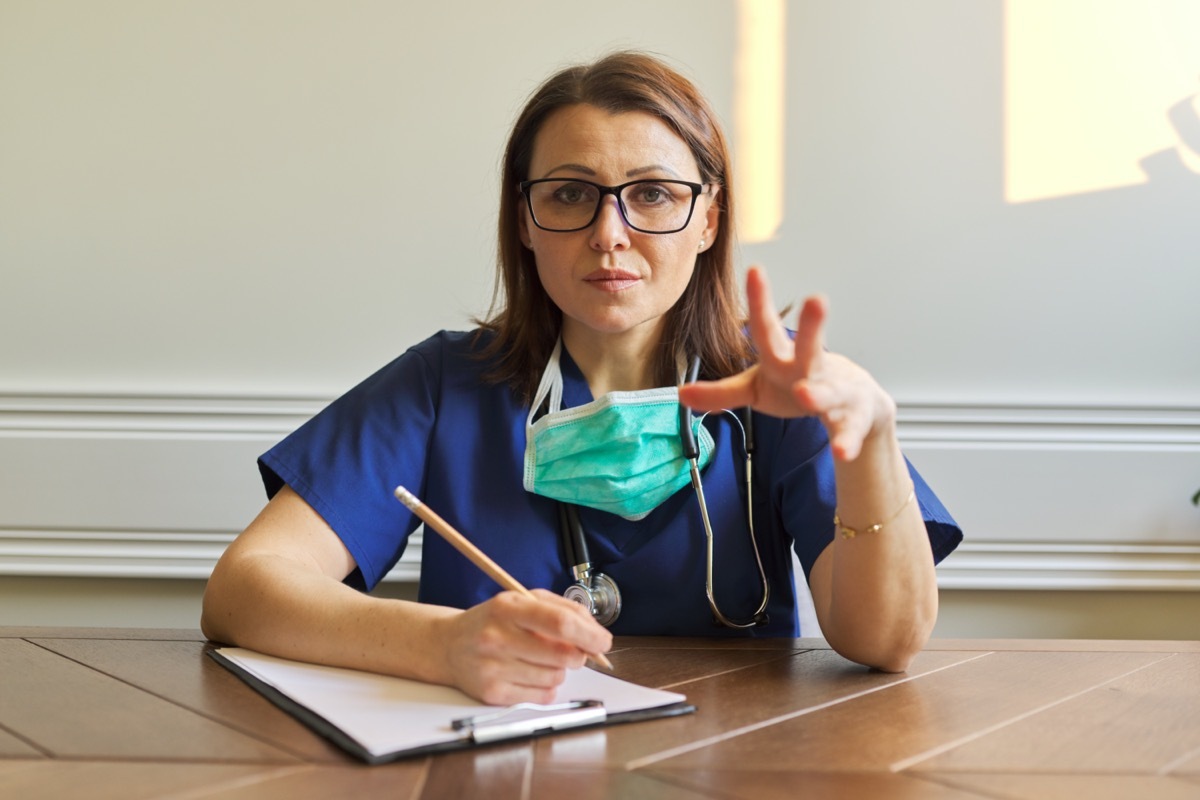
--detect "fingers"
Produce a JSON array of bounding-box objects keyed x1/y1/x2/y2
[
  {"x1": 791, "y1": 354, "x2": 891, "y2": 463},
  {"x1": 468, "y1": 656, "x2": 567, "y2": 706},
  {"x1": 492, "y1": 591, "x2": 609, "y2": 670},
  {"x1": 814, "y1": 401, "x2": 874, "y2": 462},
  {"x1": 793, "y1": 294, "x2": 828, "y2": 371},
  {"x1": 745, "y1": 266, "x2": 830, "y2": 390},
  {"x1": 745, "y1": 266, "x2": 794, "y2": 367},
  {"x1": 449, "y1": 591, "x2": 612, "y2": 705},
  {"x1": 523, "y1": 589, "x2": 612, "y2": 658},
  {"x1": 685, "y1": 265, "x2": 895, "y2": 463},
  {"x1": 678, "y1": 367, "x2": 759, "y2": 412},
  {"x1": 681, "y1": 266, "x2": 807, "y2": 416}
]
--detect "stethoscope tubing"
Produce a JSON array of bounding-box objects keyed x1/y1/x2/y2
[
  {"x1": 559, "y1": 356, "x2": 771, "y2": 629},
  {"x1": 686, "y1": 407, "x2": 770, "y2": 628}
]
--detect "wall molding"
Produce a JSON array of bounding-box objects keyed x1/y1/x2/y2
[
  {"x1": 0, "y1": 527, "x2": 424, "y2": 582},
  {"x1": 0, "y1": 392, "x2": 325, "y2": 437},
  {"x1": 4, "y1": 392, "x2": 1196, "y2": 439},
  {"x1": 3, "y1": 528, "x2": 1197, "y2": 591},
  {"x1": 2, "y1": 392, "x2": 1198, "y2": 590},
  {"x1": 897, "y1": 401, "x2": 1200, "y2": 448},
  {"x1": 936, "y1": 540, "x2": 1200, "y2": 591}
]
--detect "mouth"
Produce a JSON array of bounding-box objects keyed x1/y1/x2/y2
[{"x1": 584, "y1": 269, "x2": 641, "y2": 292}]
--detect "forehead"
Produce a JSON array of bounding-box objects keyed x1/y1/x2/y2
[{"x1": 528, "y1": 104, "x2": 700, "y2": 179}]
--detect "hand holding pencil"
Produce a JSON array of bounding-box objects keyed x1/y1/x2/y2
[{"x1": 394, "y1": 486, "x2": 614, "y2": 674}]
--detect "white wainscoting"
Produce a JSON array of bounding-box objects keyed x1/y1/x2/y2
[
  {"x1": 898, "y1": 402, "x2": 1200, "y2": 590},
  {"x1": 0, "y1": 392, "x2": 417, "y2": 585},
  {"x1": 1, "y1": 394, "x2": 1198, "y2": 591}
]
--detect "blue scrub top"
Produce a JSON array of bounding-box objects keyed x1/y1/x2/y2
[{"x1": 259, "y1": 330, "x2": 961, "y2": 637}]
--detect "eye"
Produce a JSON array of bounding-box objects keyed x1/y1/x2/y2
[
  {"x1": 627, "y1": 182, "x2": 684, "y2": 207},
  {"x1": 638, "y1": 186, "x2": 664, "y2": 203},
  {"x1": 550, "y1": 181, "x2": 595, "y2": 205}
]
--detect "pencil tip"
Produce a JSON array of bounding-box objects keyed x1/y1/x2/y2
[{"x1": 590, "y1": 652, "x2": 614, "y2": 671}]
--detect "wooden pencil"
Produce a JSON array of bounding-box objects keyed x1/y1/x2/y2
[{"x1": 394, "y1": 485, "x2": 613, "y2": 671}]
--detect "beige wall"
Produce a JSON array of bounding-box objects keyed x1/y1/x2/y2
[{"x1": 2, "y1": 1, "x2": 1198, "y2": 635}]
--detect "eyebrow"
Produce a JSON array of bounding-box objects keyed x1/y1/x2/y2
[{"x1": 541, "y1": 163, "x2": 685, "y2": 179}]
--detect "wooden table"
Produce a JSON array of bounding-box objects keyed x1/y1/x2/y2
[{"x1": 2, "y1": 628, "x2": 1199, "y2": 799}]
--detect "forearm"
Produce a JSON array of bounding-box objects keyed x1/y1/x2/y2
[
  {"x1": 202, "y1": 485, "x2": 612, "y2": 704},
  {"x1": 201, "y1": 552, "x2": 457, "y2": 685},
  {"x1": 816, "y1": 426, "x2": 939, "y2": 672},
  {"x1": 678, "y1": 267, "x2": 942, "y2": 669}
]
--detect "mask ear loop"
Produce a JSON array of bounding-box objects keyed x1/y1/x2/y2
[
  {"x1": 526, "y1": 338, "x2": 565, "y2": 431},
  {"x1": 680, "y1": 359, "x2": 770, "y2": 628}
]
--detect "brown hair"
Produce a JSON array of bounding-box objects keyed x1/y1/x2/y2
[{"x1": 475, "y1": 50, "x2": 750, "y2": 401}]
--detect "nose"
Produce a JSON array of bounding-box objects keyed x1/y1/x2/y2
[{"x1": 589, "y1": 195, "x2": 631, "y2": 252}]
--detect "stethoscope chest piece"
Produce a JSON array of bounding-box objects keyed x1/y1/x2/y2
[
  {"x1": 564, "y1": 572, "x2": 622, "y2": 627},
  {"x1": 559, "y1": 502, "x2": 622, "y2": 627}
]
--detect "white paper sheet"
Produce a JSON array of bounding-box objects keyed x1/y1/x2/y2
[{"x1": 215, "y1": 647, "x2": 687, "y2": 758}]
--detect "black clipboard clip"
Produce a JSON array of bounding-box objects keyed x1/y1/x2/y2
[{"x1": 451, "y1": 699, "x2": 606, "y2": 743}]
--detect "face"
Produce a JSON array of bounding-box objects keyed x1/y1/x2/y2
[{"x1": 519, "y1": 104, "x2": 720, "y2": 352}]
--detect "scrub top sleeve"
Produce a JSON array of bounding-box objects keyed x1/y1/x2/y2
[
  {"x1": 775, "y1": 438, "x2": 838, "y2": 584},
  {"x1": 911, "y1": 466, "x2": 963, "y2": 563},
  {"x1": 257, "y1": 338, "x2": 444, "y2": 591}
]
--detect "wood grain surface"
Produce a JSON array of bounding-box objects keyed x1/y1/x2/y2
[{"x1": 2, "y1": 629, "x2": 1198, "y2": 799}]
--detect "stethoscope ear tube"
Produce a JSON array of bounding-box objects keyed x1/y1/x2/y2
[
  {"x1": 678, "y1": 355, "x2": 702, "y2": 460},
  {"x1": 737, "y1": 405, "x2": 755, "y2": 456},
  {"x1": 556, "y1": 503, "x2": 576, "y2": 566},
  {"x1": 685, "y1": 388, "x2": 769, "y2": 629},
  {"x1": 678, "y1": 356, "x2": 768, "y2": 628},
  {"x1": 564, "y1": 503, "x2": 587, "y2": 575},
  {"x1": 559, "y1": 502, "x2": 623, "y2": 627}
]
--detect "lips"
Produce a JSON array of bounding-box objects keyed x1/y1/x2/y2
[{"x1": 584, "y1": 269, "x2": 641, "y2": 292}]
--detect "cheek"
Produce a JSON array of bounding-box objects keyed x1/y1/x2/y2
[
  {"x1": 652, "y1": 241, "x2": 699, "y2": 283},
  {"x1": 527, "y1": 228, "x2": 576, "y2": 262},
  {"x1": 529, "y1": 238, "x2": 570, "y2": 279},
  {"x1": 532, "y1": 253, "x2": 572, "y2": 309}
]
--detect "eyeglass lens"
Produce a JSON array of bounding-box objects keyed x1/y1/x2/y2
[{"x1": 526, "y1": 180, "x2": 697, "y2": 233}]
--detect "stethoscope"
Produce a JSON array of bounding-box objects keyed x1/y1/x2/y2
[{"x1": 560, "y1": 357, "x2": 772, "y2": 629}]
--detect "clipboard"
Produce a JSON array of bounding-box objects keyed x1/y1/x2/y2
[{"x1": 209, "y1": 647, "x2": 695, "y2": 764}]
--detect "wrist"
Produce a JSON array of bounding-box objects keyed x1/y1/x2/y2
[
  {"x1": 869, "y1": 389, "x2": 898, "y2": 441},
  {"x1": 831, "y1": 392, "x2": 907, "y2": 504},
  {"x1": 852, "y1": 391, "x2": 899, "y2": 464},
  {"x1": 381, "y1": 599, "x2": 459, "y2": 685}
]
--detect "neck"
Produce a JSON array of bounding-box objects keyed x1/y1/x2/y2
[{"x1": 562, "y1": 322, "x2": 665, "y2": 396}]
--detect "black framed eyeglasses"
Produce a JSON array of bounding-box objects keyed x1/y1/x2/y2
[{"x1": 519, "y1": 178, "x2": 707, "y2": 234}]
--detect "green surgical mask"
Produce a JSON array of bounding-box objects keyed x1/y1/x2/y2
[{"x1": 523, "y1": 340, "x2": 714, "y2": 520}]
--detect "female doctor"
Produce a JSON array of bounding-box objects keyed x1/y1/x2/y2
[{"x1": 201, "y1": 51, "x2": 961, "y2": 705}]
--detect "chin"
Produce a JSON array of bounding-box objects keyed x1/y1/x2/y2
[{"x1": 590, "y1": 316, "x2": 663, "y2": 339}]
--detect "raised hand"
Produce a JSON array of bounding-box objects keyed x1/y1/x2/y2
[{"x1": 678, "y1": 266, "x2": 897, "y2": 461}]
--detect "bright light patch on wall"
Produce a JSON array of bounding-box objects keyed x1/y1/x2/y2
[
  {"x1": 734, "y1": 0, "x2": 785, "y2": 242},
  {"x1": 1005, "y1": 0, "x2": 1200, "y2": 204}
]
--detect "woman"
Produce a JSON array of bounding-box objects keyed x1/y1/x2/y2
[{"x1": 201, "y1": 51, "x2": 961, "y2": 705}]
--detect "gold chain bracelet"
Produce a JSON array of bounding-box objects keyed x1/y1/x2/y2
[{"x1": 834, "y1": 485, "x2": 916, "y2": 539}]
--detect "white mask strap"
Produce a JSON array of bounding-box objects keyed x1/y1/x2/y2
[{"x1": 526, "y1": 338, "x2": 565, "y2": 428}]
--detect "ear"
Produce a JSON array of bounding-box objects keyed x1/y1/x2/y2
[{"x1": 699, "y1": 186, "x2": 721, "y2": 250}]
